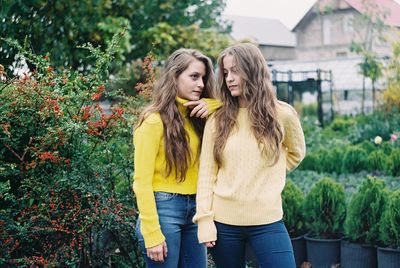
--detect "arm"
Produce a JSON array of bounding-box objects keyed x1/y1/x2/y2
[
  {"x1": 202, "y1": 98, "x2": 223, "y2": 115},
  {"x1": 184, "y1": 98, "x2": 223, "y2": 118},
  {"x1": 282, "y1": 107, "x2": 306, "y2": 171},
  {"x1": 193, "y1": 116, "x2": 219, "y2": 244},
  {"x1": 133, "y1": 114, "x2": 165, "y2": 248}
]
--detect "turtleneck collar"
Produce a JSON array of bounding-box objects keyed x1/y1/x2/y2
[{"x1": 176, "y1": 97, "x2": 189, "y2": 116}]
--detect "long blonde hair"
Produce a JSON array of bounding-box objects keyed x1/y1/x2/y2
[
  {"x1": 214, "y1": 43, "x2": 283, "y2": 167},
  {"x1": 137, "y1": 48, "x2": 215, "y2": 181}
]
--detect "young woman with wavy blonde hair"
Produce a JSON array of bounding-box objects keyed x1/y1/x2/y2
[
  {"x1": 194, "y1": 43, "x2": 306, "y2": 268},
  {"x1": 133, "y1": 48, "x2": 221, "y2": 268}
]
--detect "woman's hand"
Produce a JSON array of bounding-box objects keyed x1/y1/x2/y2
[
  {"x1": 184, "y1": 100, "x2": 209, "y2": 118},
  {"x1": 147, "y1": 241, "x2": 168, "y2": 262},
  {"x1": 203, "y1": 241, "x2": 216, "y2": 248}
]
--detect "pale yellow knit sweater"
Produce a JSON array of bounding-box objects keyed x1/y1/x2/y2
[{"x1": 193, "y1": 101, "x2": 306, "y2": 243}]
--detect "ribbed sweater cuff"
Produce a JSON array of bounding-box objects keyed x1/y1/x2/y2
[
  {"x1": 143, "y1": 229, "x2": 165, "y2": 248},
  {"x1": 197, "y1": 218, "x2": 217, "y2": 243}
]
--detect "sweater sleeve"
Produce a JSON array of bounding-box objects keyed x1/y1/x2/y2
[
  {"x1": 201, "y1": 98, "x2": 223, "y2": 115},
  {"x1": 193, "y1": 115, "x2": 218, "y2": 243},
  {"x1": 133, "y1": 113, "x2": 165, "y2": 248},
  {"x1": 281, "y1": 105, "x2": 306, "y2": 171}
]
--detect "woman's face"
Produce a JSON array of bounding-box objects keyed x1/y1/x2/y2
[
  {"x1": 176, "y1": 59, "x2": 206, "y2": 101},
  {"x1": 222, "y1": 55, "x2": 243, "y2": 97}
]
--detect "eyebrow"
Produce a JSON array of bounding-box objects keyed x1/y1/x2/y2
[
  {"x1": 190, "y1": 71, "x2": 204, "y2": 76},
  {"x1": 223, "y1": 65, "x2": 237, "y2": 71}
]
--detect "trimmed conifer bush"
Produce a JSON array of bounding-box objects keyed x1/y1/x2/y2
[
  {"x1": 304, "y1": 177, "x2": 346, "y2": 239},
  {"x1": 342, "y1": 146, "x2": 368, "y2": 173},
  {"x1": 282, "y1": 180, "x2": 305, "y2": 237},
  {"x1": 379, "y1": 190, "x2": 400, "y2": 249},
  {"x1": 316, "y1": 147, "x2": 343, "y2": 174},
  {"x1": 344, "y1": 176, "x2": 388, "y2": 244},
  {"x1": 367, "y1": 151, "x2": 388, "y2": 173},
  {"x1": 388, "y1": 149, "x2": 400, "y2": 176},
  {"x1": 298, "y1": 153, "x2": 319, "y2": 171}
]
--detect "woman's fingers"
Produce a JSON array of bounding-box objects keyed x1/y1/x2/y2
[
  {"x1": 147, "y1": 242, "x2": 167, "y2": 262},
  {"x1": 184, "y1": 100, "x2": 209, "y2": 117},
  {"x1": 204, "y1": 241, "x2": 216, "y2": 248},
  {"x1": 163, "y1": 241, "x2": 168, "y2": 258}
]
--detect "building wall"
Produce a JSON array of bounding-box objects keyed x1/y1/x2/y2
[
  {"x1": 294, "y1": 3, "x2": 398, "y2": 61},
  {"x1": 259, "y1": 45, "x2": 296, "y2": 61}
]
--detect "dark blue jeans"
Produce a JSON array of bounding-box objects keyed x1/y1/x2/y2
[
  {"x1": 210, "y1": 220, "x2": 296, "y2": 268},
  {"x1": 136, "y1": 192, "x2": 206, "y2": 268}
]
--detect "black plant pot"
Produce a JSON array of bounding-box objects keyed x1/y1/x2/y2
[
  {"x1": 305, "y1": 235, "x2": 341, "y2": 268},
  {"x1": 377, "y1": 247, "x2": 400, "y2": 268},
  {"x1": 340, "y1": 240, "x2": 377, "y2": 268},
  {"x1": 291, "y1": 235, "x2": 307, "y2": 267}
]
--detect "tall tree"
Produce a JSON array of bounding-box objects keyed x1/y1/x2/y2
[
  {"x1": 349, "y1": 0, "x2": 387, "y2": 113},
  {"x1": 0, "y1": 0, "x2": 228, "y2": 71}
]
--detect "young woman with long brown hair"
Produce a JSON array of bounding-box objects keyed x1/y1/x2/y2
[
  {"x1": 194, "y1": 43, "x2": 306, "y2": 268},
  {"x1": 133, "y1": 48, "x2": 220, "y2": 268}
]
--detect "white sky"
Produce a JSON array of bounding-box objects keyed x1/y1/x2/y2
[{"x1": 224, "y1": 0, "x2": 400, "y2": 30}]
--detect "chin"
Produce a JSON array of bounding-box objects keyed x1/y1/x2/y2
[{"x1": 230, "y1": 91, "x2": 241, "y2": 97}]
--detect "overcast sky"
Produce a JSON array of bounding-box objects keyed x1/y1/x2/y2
[{"x1": 223, "y1": 0, "x2": 400, "y2": 30}]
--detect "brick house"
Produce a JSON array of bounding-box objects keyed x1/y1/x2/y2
[{"x1": 293, "y1": 0, "x2": 400, "y2": 61}]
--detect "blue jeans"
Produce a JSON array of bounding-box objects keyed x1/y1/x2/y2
[
  {"x1": 210, "y1": 220, "x2": 296, "y2": 268},
  {"x1": 136, "y1": 192, "x2": 206, "y2": 268}
]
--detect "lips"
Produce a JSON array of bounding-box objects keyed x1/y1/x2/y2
[{"x1": 228, "y1": 85, "x2": 237, "y2": 90}]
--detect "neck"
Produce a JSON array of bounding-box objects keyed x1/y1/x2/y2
[
  {"x1": 238, "y1": 96, "x2": 248, "y2": 108},
  {"x1": 176, "y1": 97, "x2": 188, "y2": 116}
]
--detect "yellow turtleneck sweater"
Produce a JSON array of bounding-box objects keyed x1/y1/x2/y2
[
  {"x1": 133, "y1": 98, "x2": 221, "y2": 248},
  {"x1": 193, "y1": 101, "x2": 306, "y2": 243}
]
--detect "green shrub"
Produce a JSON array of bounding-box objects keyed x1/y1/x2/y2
[
  {"x1": 316, "y1": 147, "x2": 343, "y2": 174},
  {"x1": 348, "y1": 112, "x2": 400, "y2": 144},
  {"x1": 297, "y1": 153, "x2": 319, "y2": 171},
  {"x1": 342, "y1": 146, "x2": 368, "y2": 173},
  {"x1": 387, "y1": 148, "x2": 400, "y2": 176},
  {"x1": 301, "y1": 103, "x2": 318, "y2": 117},
  {"x1": 304, "y1": 177, "x2": 346, "y2": 239},
  {"x1": 329, "y1": 117, "x2": 355, "y2": 133},
  {"x1": 379, "y1": 190, "x2": 400, "y2": 249},
  {"x1": 344, "y1": 177, "x2": 388, "y2": 245},
  {"x1": 282, "y1": 180, "x2": 305, "y2": 237},
  {"x1": 358, "y1": 140, "x2": 376, "y2": 154},
  {"x1": 367, "y1": 150, "x2": 389, "y2": 173},
  {"x1": 0, "y1": 37, "x2": 143, "y2": 266}
]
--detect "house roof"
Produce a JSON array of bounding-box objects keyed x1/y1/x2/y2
[
  {"x1": 293, "y1": 0, "x2": 400, "y2": 31},
  {"x1": 223, "y1": 15, "x2": 296, "y2": 47},
  {"x1": 345, "y1": 0, "x2": 400, "y2": 27}
]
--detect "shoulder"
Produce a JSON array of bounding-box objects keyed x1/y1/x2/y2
[
  {"x1": 204, "y1": 113, "x2": 217, "y2": 132},
  {"x1": 135, "y1": 112, "x2": 163, "y2": 134},
  {"x1": 275, "y1": 101, "x2": 299, "y2": 122},
  {"x1": 142, "y1": 112, "x2": 162, "y2": 125}
]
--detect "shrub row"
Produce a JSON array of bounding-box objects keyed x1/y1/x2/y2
[
  {"x1": 299, "y1": 144, "x2": 400, "y2": 176},
  {"x1": 283, "y1": 177, "x2": 400, "y2": 249}
]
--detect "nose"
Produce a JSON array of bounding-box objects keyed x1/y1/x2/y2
[
  {"x1": 198, "y1": 78, "x2": 204, "y2": 89},
  {"x1": 226, "y1": 72, "x2": 234, "y2": 82}
]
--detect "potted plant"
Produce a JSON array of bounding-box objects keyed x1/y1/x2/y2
[
  {"x1": 341, "y1": 176, "x2": 388, "y2": 268},
  {"x1": 282, "y1": 180, "x2": 307, "y2": 267},
  {"x1": 377, "y1": 190, "x2": 400, "y2": 268},
  {"x1": 304, "y1": 177, "x2": 346, "y2": 268}
]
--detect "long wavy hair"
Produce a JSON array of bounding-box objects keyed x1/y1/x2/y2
[
  {"x1": 136, "y1": 48, "x2": 215, "y2": 182},
  {"x1": 214, "y1": 43, "x2": 283, "y2": 167}
]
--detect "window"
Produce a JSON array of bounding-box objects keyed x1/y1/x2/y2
[
  {"x1": 336, "y1": 51, "x2": 347, "y2": 58},
  {"x1": 343, "y1": 14, "x2": 354, "y2": 33},
  {"x1": 323, "y1": 17, "x2": 331, "y2": 45}
]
